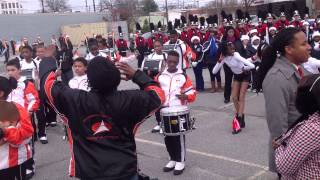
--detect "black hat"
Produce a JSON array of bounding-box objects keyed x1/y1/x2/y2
[
  {"x1": 200, "y1": 17, "x2": 205, "y2": 27},
  {"x1": 236, "y1": 9, "x2": 244, "y2": 20},
  {"x1": 150, "y1": 23, "x2": 155, "y2": 33},
  {"x1": 168, "y1": 21, "x2": 173, "y2": 31},
  {"x1": 118, "y1": 26, "x2": 123, "y2": 37},
  {"x1": 157, "y1": 21, "x2": 162, "y2": 31},
  {"x1": 136, "y1": 23, "x2": 142, "y2": 34},
  {"x1": 87, "y1": 56, "x2": 121, "y2": 94},
  {"x1": 181, "y1": 15, "x2": 187, "y2": 27}
]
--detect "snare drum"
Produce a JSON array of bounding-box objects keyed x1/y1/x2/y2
[{"x1": 160, "y1": 106, "x2": 192, "y2": 136}]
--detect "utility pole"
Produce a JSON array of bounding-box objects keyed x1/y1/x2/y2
[
  {"x1": 40, "y1": 0, "x2": 45, "y2": 13},
  {"x1": 92, "y1": 0, "x2": 96, "y2": 12},
  {"x1": 165, "y1": 0, "x2": 168, "y2": 25}
]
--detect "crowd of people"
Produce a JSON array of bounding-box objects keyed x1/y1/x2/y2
[{"x1": 0, "y1": 8, "x2": 319, "y2": 180}]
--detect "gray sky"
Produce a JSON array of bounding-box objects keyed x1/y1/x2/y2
[{"x1": 21, "y1": 0, "x2": 217, "y2": 13}]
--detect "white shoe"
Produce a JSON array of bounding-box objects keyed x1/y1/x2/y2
[
  {"x1": 163, "y1": 160, "x2": 176, "y2": 172},
  {"x1": 159, "y1": 128, "x2": 163, "y2": 134},
  {"x1": 174, "y1": 162, "x2": 185, "y2": 171},
  {"x1": 151, "y1": 125, "x2": 160, "y2": 133},
  {"x1": 39, "y1": 136, "x2": 48, "y2": 144},
  {"x1": 174, "y1": 162, "x2": 185, "y2": 175},
  {"x1": 166, "y1": 161, "x2": 176, "y2": 168}
]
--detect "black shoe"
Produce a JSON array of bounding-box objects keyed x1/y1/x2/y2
[
  {"x1": 238, "y1": 115, "x2": 246, "y2": 128},
  {"x1": 232, "y1": 129, "x2": 241, "y2": 134},
  {"x1": 173, "y1": 168, "x2": 184, "y2": 175},
  {"x1": 163, "y1": 166, "x2": 174, "y2": 172},
  {"x1": 224, "y1": 99, "x2": 230, "y2": 103}
]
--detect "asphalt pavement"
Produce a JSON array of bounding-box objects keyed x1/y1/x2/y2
[{"x1": 0, "y1": 56, "x2": 278, "y2": 180}]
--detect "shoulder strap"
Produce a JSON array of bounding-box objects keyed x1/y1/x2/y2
[{"x1": 32, "y1": 60, "x2": 38, "y2": 70}]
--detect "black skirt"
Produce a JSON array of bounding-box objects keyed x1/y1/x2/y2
[{"x1": 233, "y1": 72, "x2": 251, "y2": 82}]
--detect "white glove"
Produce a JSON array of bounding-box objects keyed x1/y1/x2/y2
[{"x1": 192, "y1": 62, "x2": 198, "y2": 67}]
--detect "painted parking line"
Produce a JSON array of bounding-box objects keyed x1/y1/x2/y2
[{"x1": 136, "y1": 138, "x2": 269, "y2": 171}]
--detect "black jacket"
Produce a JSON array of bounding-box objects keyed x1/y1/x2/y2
[{"x1": 39, "y1": 58, "x2": 164, "y2": 180}]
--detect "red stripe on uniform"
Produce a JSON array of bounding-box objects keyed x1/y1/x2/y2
[
  {"x1": 67, "y1": 126, "x2": 75, "y2": 177},
  {"x1": 8, "y1": 146, "x2": 18, "y2": 168}
]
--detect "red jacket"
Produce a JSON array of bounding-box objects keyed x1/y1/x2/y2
[
  {"x1": 180, "y1": 31, "x2": 189, "y2": 43},
  {"x1": 115, "y1": 39, "x2": 128, "y2": 49},
  {"x1": 275, "y1": 20, "x2": 289, "y2": 31},
  {"x1": 291, "y1": 21, "x2": 303, "y2": 29},
  {"x1": 7, "y1": 77, "x2": 40, "y2": 112},
  {"x1": 0, "y1": 103, "x2": 34, "y2": 170}
]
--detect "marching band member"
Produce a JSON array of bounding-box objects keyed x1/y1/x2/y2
[
  {"x1": 155, "y1": 50, "x2": 196, "y2": 175},
  {"x1": 69, "y1": 57, "x2": 90, "y2": 91},
  {"x1": 135, "y1": 23, "x2": 148, "y2": 68},
  {"x1": 0, "y1": 76, "x2": 34, "y2": 180},
  {"x1": 85, "y1": 38, "x2": 107, "y2": 62},
  {"x1": 275, "y1": 12, "x2": 289, "y2": 31},
  {"x1": 190, "y1": 36, "x2": 205, "y2": 91},
  {"x1": 212, "y1": 42, "x2": 255, "y2": 134},
  {"x1": 6, "y1": 59, "x2": 40, "y2": 179},
  {"x1": 148, "y1": 23, "x2": 156, "y2": 51},
  {"x1": 311, "y1": 31, "x2": 320, "y2": 59},
  {"x1": 149, "y1": 40, "x2": 168, "y2": 133},
  {"x1": 180, "y1": 16, "x2": 189, "y2": 43},
  {"x1": 291, "y1": 10, "x2": 303, "y2": 29},
  {"x1": 115, "y1": 26, "x2": 128, "y2": 57},
  {"x1": 164, "y1": 29, "x2": 187, "y2": 70}
]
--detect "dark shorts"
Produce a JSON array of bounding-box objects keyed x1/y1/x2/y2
[{"x1": 233, "y1": 72, "x2": 251, "y2": 82}]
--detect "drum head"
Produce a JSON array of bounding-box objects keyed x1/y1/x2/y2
[{"x1": 161, "y1": 106, "x2": 189, "y2": 116}]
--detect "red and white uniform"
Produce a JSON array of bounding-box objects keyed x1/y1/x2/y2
[
  {"x1": 7, "y1": 77, "x2": 40, "y2": 112},
  {"x1": 155, "y1": 69, "x2": 196, "y2": 107},
  {"x1": 68, "y1": 74, "x2": 90, "y2": 92},
  {"x1": 0, "y1": 103, "x2": 34, "y2": 170}
]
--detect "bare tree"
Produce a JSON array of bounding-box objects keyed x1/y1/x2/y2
[
  {"x1": 45, "y1": 0, "x2": 69, "y2": 12},
  {"x1": 241, "y1": 0, "x2": 256, "y2": 11},
  {"x1": 39, "y1": 0, "x2": 45, "y2": 13}
]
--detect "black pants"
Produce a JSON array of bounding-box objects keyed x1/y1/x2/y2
[
  {"x1": 251, "y1": 62, "x2": 261, "y2": 90},
  {"x1": 208, "y1": 63, "x2": 221, "y2": 82},
  {"x1": 0, "y1": 162, "x2": 27, "y2": 180},
  {"x1": 36, "y1": 101, "x2": 56, "y2": 137},
  {"x1": 25, "y1": 114, "x2": 36, "y2": 172},
  {"x1": 223, "y1": 64, "x2": 233, "y2": 101},
  {"x1": 137, "y1": 55, "x2": 144, "y2": 68},
  {"x1": 155, "y1": 110, "x2": 161, "y2": 125},
  {"x1": 164, "y1": 135, "x2": 186, "y2": 162}
]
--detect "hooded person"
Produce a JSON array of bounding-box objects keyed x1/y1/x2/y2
[{"x1": 39, "y1": 56, "x2": 165, "y2": 180}]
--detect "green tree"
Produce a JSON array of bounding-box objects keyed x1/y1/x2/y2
[
  {"x1": 142, "y1": 19, "x2": 150, "y2": 33},
  {"x1": 142, "y1": 0, "x2": 158, "y2": 15}
]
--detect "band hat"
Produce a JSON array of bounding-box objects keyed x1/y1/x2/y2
[
  {"x1": 191, "y1": 36, "x2": 200, "y2": 42},
  {"x1": 251, "y1": 35, "x2": 260, "y2": 44},
  {"x1": 249, "y1": 29, "x2": 258, "y2": 35},
  {"x1": 240, "y1": 35, "x2": 250, "y2": 41},
  {"x1": 269, "y1": 27, "x2": 277, "y2": 31}
]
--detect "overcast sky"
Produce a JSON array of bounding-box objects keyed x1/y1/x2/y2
[{"x1": 20, "y1": 0, "x2": 218, "y2": 13}]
